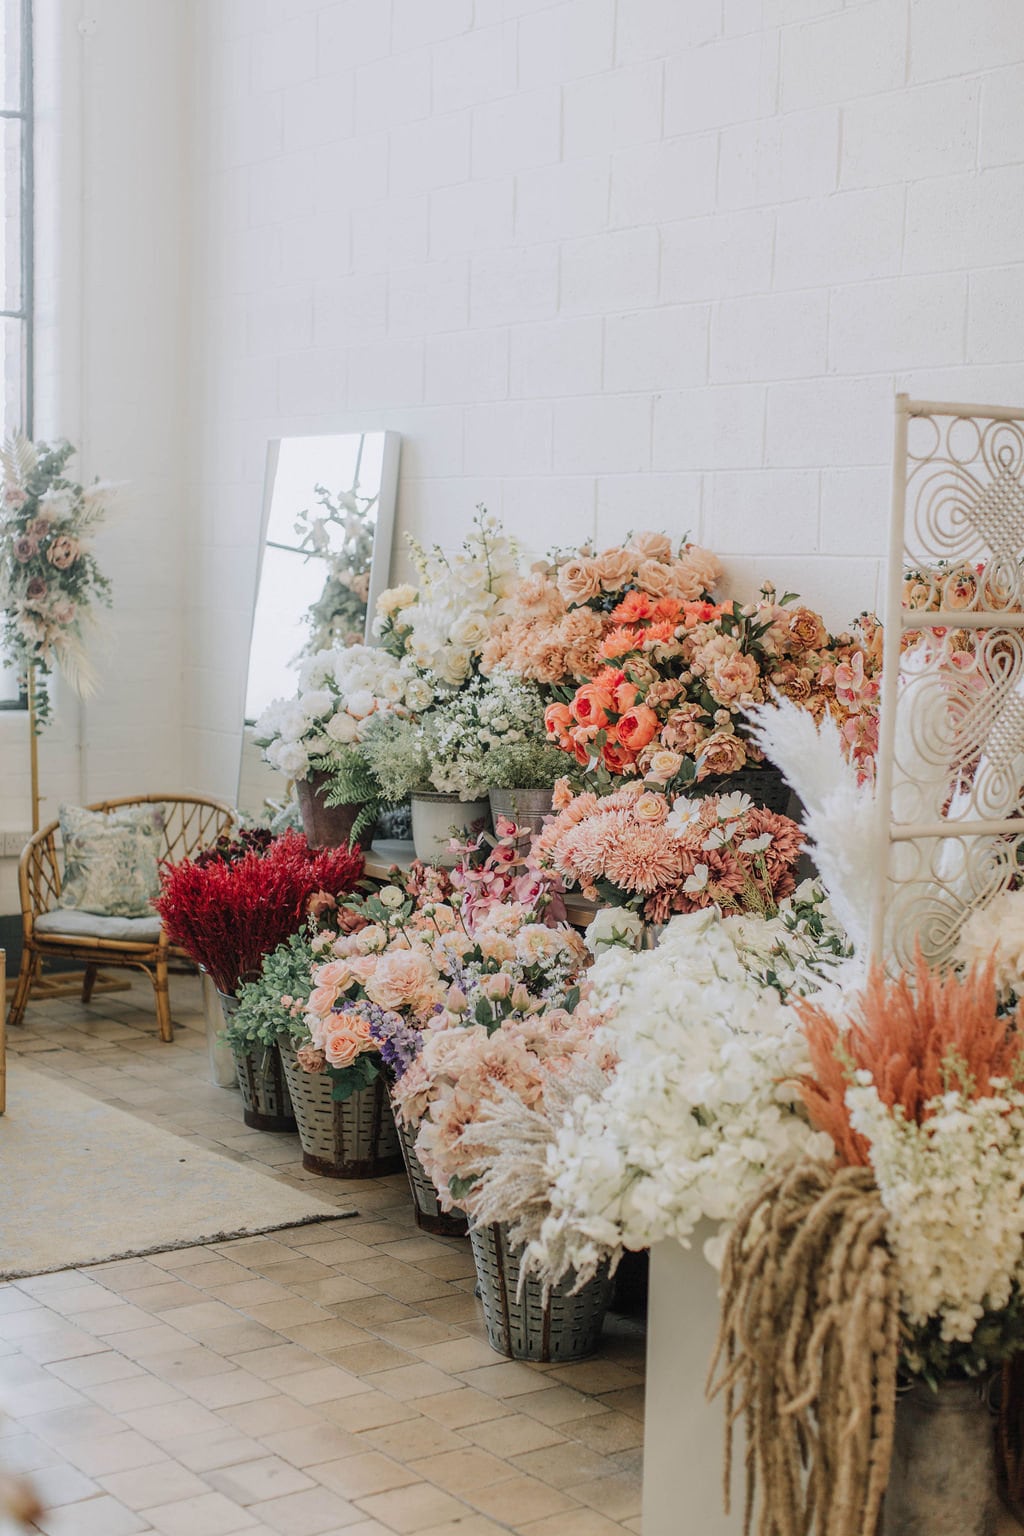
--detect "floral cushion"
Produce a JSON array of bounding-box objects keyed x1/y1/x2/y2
[{"x1": 59, "y1": 803, "x2": 166, "y2": 918}]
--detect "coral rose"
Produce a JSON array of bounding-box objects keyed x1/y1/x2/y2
[
  {"x1": 628, "y1": 531, "x2": 673, "y2": 563},
  {"x1": 571, "y1": 683, "x2": 614, "y2": 729},
  {"x1": 557, "y1": 558, "x2": 602, "y2": 606},
  {"x1": 544, "y1": 701, "x2": 573, "y2": 743},
  {"x1": 308, "y1": 984, "x2": 340, "y2": 1017},
  {"x1": 314, "y1": 959, "x2": 354, "y2": 991},
  {"x1": 594, "y1": 548, "x2": 636, "y2": 591},
  {"x1": 613, "y1": 679, "x2": 639, "y2": 713},
  {"x1": 696, "y1": 730, "x2": 748, "y2": 780},
  {"x1": 617, "y1": 705, "x2": 659, "y2": 753},
  {"x1": 602, "y1": 738, "x2": 637, "y2": 774}
]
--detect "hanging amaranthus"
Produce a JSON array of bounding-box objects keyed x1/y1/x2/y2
[{"x1": 709, "y1": 1158, "x2": 900, "y2": 1536}]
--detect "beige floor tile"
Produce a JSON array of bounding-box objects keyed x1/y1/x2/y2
[
  {"x1": 548, "y1": 1361, "x2": 643, "y2": 1395},
  {"x1": 217, "y1": 1397, "x2": 322, "y2": 1437},
  {"x1": 192, "y1": 1321, "x2": 285, "y2": 1355},
  {"x1": 621, "y1": 1519, "x2": 642, "y2": 1535},
  {"x1": 163, "y1": 1429, "x2": 267, "y2": 1474},
  {"x1": 144, "y1": 1345, "x2": 240, "y2": 1382},
  {"x1": 414, "y1": 1389, "x2": 512, "y2": 1430},
  {"x1": 17, "y1": 1325, "x2": 109, "y2": 1365},
  {"x1": 22, "y1": 1401, "x2": 126, "y2": 1448},
  {"x1": 457, "y1": 1362, "x2": 555, "y2": 1400},
  {"x1": 0, "y1": 1375, "x2": 86, "y2": 1417},
  {"x1": 60, "y1": 1429, "x2": 168, "y2": 1476},
  {"x1": 108, "y1": 1323, "x2": 198, "y2": 1359},
  {"x1": 316, "y1": 1450, "x2": 420, "y2": 1499},
  {"x1": 518, "y1": 1510, "x2": 630, "y2": 1536},
  {"x1": 48, "y1": 1351, "x2": 145, "y2": 1389},
  {"x1": 204, "y1": 1280, "x2": 297, "y2": 1309},
  {"x1": 372, "y1": 1319, "x2": 464, "y2": 1351},
  {"x1": 288, "y1": 1238, "x2": 378, "y2": 1267},
  {"x1": 594, "y1": 1386, "x2": 644, "y2": 1420},
  {"x1": 289, "y1": 1276, "x2": 377, "y2": 1306},
  {"x1": 248, "y1": 1260, "x2": 335, "y2": 1287},
  {"x1": 68, "y1": 1301, "x2": 160, "y2": 1336},
  {"x1": 130, "y1": 1280, "x2": 211, "y2": 1313},
  {"x1": 558, "y1": 1411, "x2": 644, "y2": 1455},
  {"x1": 85, "y1": 1373, "x2": 186, "y2": 1412},
  {"x1": 280, "y1": 1318, "x2": 371, "y2": 1353},
  {"x1": 32, "y1": 1460, "x2": 101, "y2": 1506},
  {"x1": 513, "y1": 1442, "x2": 616, "y2": 1490},
  {"x1": 206, "y1": 1453, "x2": 317, "y2": 1504},
  {"x1": 0, "y1": 1429, "x2": 63, "y2": 1472},
  {"x1": 244, "y1": 1299, "x2": 336, "y2": 1331},
  {"x1": 181, "y1": 1367, "x2": 282, "y2": 1409},
  {"x1": 461, "y1": 1416, "x2": 566, "y2": 1458},
  {"x1": 278, "y1": 1364, "x2": 370, "y2": 1404},
  {"x1": 416, "y1": 1295, "x2": 485, "y2": 1326},
  {"x1": 414, "y1": 1338, "x2": 502, "y2": 1373},
  {"x1": 363, "y1": 1413, "x2": 469, "y2": 1462},
  {"x1": 564, "y1": 1472, "x2": 642, "y2": 1521},
  {"x1": 365, "y1": 1363, "x2": 459, "y2": 1402},
  {"x1": 330, "y1": 1297, "x2": 416, "y2": 1329},
  {"x1": 518, "y1": 1387, "x2": 610, "y2": 1426},
  {"x1": 172, "y1": 1260, "x2": 257, "y2": 1289},
  {"x1": 141, "y1": 1489, "x2": 259, "y2": 1535},
  {"x1": 44, "y1": 1283, "x2": 128, "y2": 1316},
  {"x1": 259, "y1": 1421, "x2": 363, "y2": 1468},
  {"x1": 355, "y1": 1481, "x2": 472, "y2": 1535},
  {"x1": 319, "y1": 1390, "x2": 420, "y2": 1433},
  {"x1": 415, "y1": 1518, "x2": 510, "y2": 1536},
  {"x1": 35, "y1": 1492, "x2": 151, "y2": 1535},
  {"x1": 336, "y1": 1260, "x2": 455, "y2": 1306},
  {"x1": 99, "y1": 1459, "x2": 212, "y2": 1509},
  {"x1": 226, "y1": 1343, "x2": 319, "y2": 1380},
  {"x1": 408, "y1": 1445, "x2": 517, "y2": 1496},
  {"x1": 322, "y1": 1340, "x2": 415, "y2": 1376},
  {"x1": 248, "y1": 1484, "x2": 365, "y2": 1534},
  {"x1": 468, "y1": 1471, "x2": 580, "y2": 1526},
  {"x1": 129, "y1": 1399, "x2": 227, "y2": 1441},
  {"x1": 88, "y1": 1258, "x2": 175, "y2": 1293}
]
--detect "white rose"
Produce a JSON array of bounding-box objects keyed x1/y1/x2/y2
[
  {"x1": 379, "y1": 885, "x2": 405, "y2": 909},
  {"x1": 449, "y1": 613, "x2": 490, "y2": 651},
  {"x1": 379, "y1": 671, "x2": 404, "y2": 703},
  {"x1": 404, "y1": 678, "x2": 435, "y2": 711},
  {"x1": 300, "y1": 688, "x2": 334, "y2": 719},
  {"x1": 325, "y1": 711, "x2": 359, "y2": 744},
  {"x1": 346, "y1": 689, "x2": 377, "y2": 720},
  {"x1": 439, "y1": 648, "x2": 472, "y2": 686},
  {"x1": 270, "y1": 740, "x2": 310, "y2": 778},
  {"x1": 585, "y1": 907, "x2": 645, "y2": 956},
  {"x1": 276, "y1": 704, "x2": 309, "y2": 743},
  {"x1": 377, "y1": 583, "x2": 417, "y2": 617}
]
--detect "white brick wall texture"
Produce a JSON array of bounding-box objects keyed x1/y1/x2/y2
[{"x1": 43, "y1": 0, "x2": 1024, "y2": 804}]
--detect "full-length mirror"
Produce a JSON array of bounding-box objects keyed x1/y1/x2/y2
[{"x1": 239, "y1": 431, "x2": 400, "y2": 816}]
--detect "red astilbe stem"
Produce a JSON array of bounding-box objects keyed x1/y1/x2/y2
[
  {"x1": 794, "y1": 949, "x2": 1024, "y2": 1168},
  {"x1": 154, "y1": 829, "x2": 363, "y2": 995}
]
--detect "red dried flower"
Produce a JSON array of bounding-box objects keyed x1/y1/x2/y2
[{"x1": 154, "y1": 829, "x2": 363, "y2": 995}]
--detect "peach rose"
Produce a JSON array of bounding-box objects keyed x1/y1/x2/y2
[
  {"x1": 646, "y1": 748, "x2": 684, "y2": 783},
  {"x1": 677, "y1": 544, "x2": 722, "y2": 597},
  {"x1": 709, "y1": 650, "x2": 762, "y2": 705},
  {"x1": 594, "y1": 548, "x2": 636, "y2": 591},
  {"x1": 571, "y1": 683, "x2": 615, "y2": 730},
  {"x1": 557, "y1": 558, "x2": 602, "y2": 606},
  {"x1": 634, "y1": 559, "x2": 674, "y2": 598},
  {"x1": 613, "y1": 679, "x2": 639, "y2": 713},
  {"x1": 635, "y1": 791, "x2": 669, "y2": 824},
  {"x1": 617, "y1": 705, "x2": 660, "y2": 753},
  {"x1": 46, "y1": 535, "x2": 80, "y2": 570},
  {"x1": 365, "y1": 950, "x2": 439, "y2": 1013},
  {"x1": 696, "y1": 730, "x2": 748, "y2": 780},
  {"x1": 319, "y1": 1013, "x2": 374, "y2": 1069},
  {"x1": 544, "y1": 701, "x2": 574, "y2": 743},
  {"x1": 628, "y1": 531, "x2": 673, "y2": 563},
  {"x1": 314, "y1": 959, "x2": 354, "y2": 991},
  {"x1": 552, "y1": 777, "x2": 575, "y2": 810},
  {"x1": 479, "y1": 972, "x2": 513, "y2": 1001},
  {"x1": 307, "y1": 985, "x2": 340, "y2": 1017}
]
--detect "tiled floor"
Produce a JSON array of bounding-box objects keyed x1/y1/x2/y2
[{"x1": 1, "y1": 975, "x2": 645, "y2": 1536}]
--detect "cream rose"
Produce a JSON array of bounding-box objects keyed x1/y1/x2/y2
[
  {"x1": 628, "y1": 531, "x2": 673, "y2": 563},
  {"x1": 318, "y1": 1013, "x2": 374, "y2": 1069},
  {"x1": 557, "y1": 558, "x2": 602, "y2": 607},
  {"x1": 594, "y1": 548, "x2": 636, "y2": 591},
  {"x1": 646, "y1": 749, "x2": 684, "y2": 784},
  {"x1": 364, "y1": 950, "x2": 440, "y2": 1013}
]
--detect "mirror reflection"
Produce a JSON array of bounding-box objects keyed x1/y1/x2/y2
[{"x1": 239, "y1": 431, "x2": 400, "y2": 817}]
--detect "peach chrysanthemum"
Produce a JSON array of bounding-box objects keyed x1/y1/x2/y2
[{"x1": 601, "y1": 820, "x2": 685, "y2": 895}]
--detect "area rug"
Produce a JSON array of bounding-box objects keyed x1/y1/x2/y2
[{"x1": 0, "y1": 1064, "x2": 351, "y2": 1278}]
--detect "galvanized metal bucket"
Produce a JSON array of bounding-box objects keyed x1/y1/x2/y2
[{"x1": 470, "y1": 1222, "x2": 611, "y2": 1362}]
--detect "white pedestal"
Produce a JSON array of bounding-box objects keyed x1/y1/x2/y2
[{"x1": 642, "y1": 1236, "x2": 744, "y2": 1536}]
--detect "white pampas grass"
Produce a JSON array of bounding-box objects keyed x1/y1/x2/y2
[{"x1": 745, "y1": 699, "x2": 880, "y2": 953}]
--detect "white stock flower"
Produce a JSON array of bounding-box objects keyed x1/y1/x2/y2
[{"x1": 584, "y1": 907, "x2": 645, "y2": 956}]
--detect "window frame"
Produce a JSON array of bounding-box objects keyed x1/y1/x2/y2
[{"x1": 0, "y1": 0, "x2": 32, "y2": 710}]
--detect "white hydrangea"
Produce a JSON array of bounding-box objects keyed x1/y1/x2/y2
[
  {"x1": 848, "y1": 1079, "x2": 1024, "y2": 1349},
  {"x1": 396, "y1": 512, "x2": 518, "y2": 689},
  {"x1": 955, "y1": 888, "x2": 1024, "y2": 1002},
  {"x1": 523, "y1": 901, "x2": 848, "y2": 1285}
]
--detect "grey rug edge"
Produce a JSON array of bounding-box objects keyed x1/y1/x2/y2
[{"x1": 0, "y1": 1207, "x2": 359, "y2": 1283}]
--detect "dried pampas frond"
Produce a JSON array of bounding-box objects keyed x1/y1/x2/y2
[
  {"x1": 709, "y1": 1159, "x2": 899, "y2": 1536},
  {"x1": 51, "y1": 631, "x2": 100, "y2": 700},
  {"x1": 745, "y1": 699, "x2": 879, "y2": 952}
]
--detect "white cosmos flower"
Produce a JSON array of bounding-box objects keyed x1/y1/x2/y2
[
  {"x1": 739, "y1": 833, "x2": 773, "y2": 854},
  {"x1": 665, "y1": 796, "x2": 703, "y2": 838},
  {"x1": 717, "y1": 791, "x2": 753, "y2": 820}
]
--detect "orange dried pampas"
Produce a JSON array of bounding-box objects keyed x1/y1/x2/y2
[{"x1": 794, "y1": 949, "x2": 1024, "y2": 1167}]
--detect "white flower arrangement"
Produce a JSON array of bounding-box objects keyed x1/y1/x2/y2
[
  {"x1": 955, "y1": 887, "x2": 1024, "y2": 1003},
  {"x1": 374, "y1": 509, "x2": 519, "y2": 691},
  {"x1": 520, "y1": 890, "x2": 852, "y2": 1288},
  {"x1": 847, "y1": 1076, "x2": 1024, "y2": 1359},
  {"x1": 424, "y1": 672, "x2": 564, "y2": 799},
  {"x1": 253, "y1": 643, "x2": 415, "y2": 781}
]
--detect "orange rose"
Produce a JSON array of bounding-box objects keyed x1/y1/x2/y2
[
  {"x1": 544, "y1": 701, "x2": 573, "y2": 742},
  {"x1": 571, "y1": 683, "x2": 614, "y2": 729},
  {"x1": 617, "y1": 705, "x2": 659, "y2": 753},
  {"x1": 613, "y1": 680, "x2": 639, "y2": 713},
  {"x1": 602, "y1": 738, "x2": 637, "y2": 774}
]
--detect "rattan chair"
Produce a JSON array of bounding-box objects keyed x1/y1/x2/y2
[{"x1": 6, "y1": 794, "x2": 237, "y2": 1043}]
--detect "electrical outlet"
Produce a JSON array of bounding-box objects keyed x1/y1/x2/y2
[{"x1": 1, "y1": 830, "x2": 29, "y2": 858}]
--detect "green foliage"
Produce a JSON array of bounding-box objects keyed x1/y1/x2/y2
[
  {"x1": 479, "y1": 738, "x2": 566, "y2": 792},
  {"x1": 328, "y1": 1053, "x2": 380, "y2": 1102},
  {"x1": 449, "y1": 1173, "x2": 479, "y2": 1202},
  {"x1": 225, "y1": 926, "x2": 319, "y2": 1050},
  {"x1": 360, "y1": 712, "x2": 430, "y2": 801},
  {"x1": 312, "y1": 743, "x2": 382, "y2": 842}
]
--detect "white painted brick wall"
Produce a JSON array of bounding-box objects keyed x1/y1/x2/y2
[{"x1": 181, "y1": 0, "x2": 1024, "y2": 801}]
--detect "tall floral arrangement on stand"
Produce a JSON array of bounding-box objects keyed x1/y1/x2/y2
[{"x1": 0, "y1": 435, "x2": 115, "y2": 826}]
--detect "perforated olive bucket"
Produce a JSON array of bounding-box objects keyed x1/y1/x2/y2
[
  {"x1": 221, "y1": 993, "x2": 297, "y2": 1133},
  {"x1": 395, "y1": 1116, "x2": 468, "y2": 1238},
  {"x1": 278, "y1": 1039, "x2": 403, "y2": 1178},
  {"x1": 470, "y1": 1222, "x2": 611, "y2": 1362}
]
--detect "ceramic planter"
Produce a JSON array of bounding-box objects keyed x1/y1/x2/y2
[{"x1": 410, "y1": 791, "x2": 490, "y2": 866}]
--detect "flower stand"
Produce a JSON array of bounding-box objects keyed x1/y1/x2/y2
[
  {"x1": 395, "y1": 1117, "x2": 468, "y2": 1238},
  {"x1": 642, "y1": 1235, "x2": 745, "y2": 1536},
  {"x1": 470, "y1": 1222, "x2": 611, "y2": 1363},
  {"x1": 220, "y1": 992, "x2": 297, "y2": 1132},
  {"x1": 278, "y1": 1040, "x2": 403, "y2": 1178},
  {"x1": 296, "y1": 771, "x2": 373, "y2": 850},
  {"x1": 411, "y1": 791, "x2": 489, "y2": 866}
]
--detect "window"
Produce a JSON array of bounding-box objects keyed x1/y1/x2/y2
[{"x1": 0, "y1": 0, "x2": 30, "y2": 709}]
